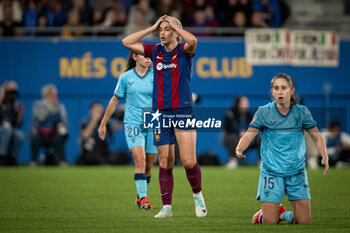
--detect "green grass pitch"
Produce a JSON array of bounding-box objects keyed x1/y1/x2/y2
[{"x1": 1, "y1": 166, "x2": 350, "y2": 233}]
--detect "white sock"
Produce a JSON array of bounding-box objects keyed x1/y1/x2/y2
[{"x1": 193, "y1": 191, "x2": 203, "y2": 198}]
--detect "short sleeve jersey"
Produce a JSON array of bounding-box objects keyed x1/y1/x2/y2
[
  {"x1": 114, "y1": 68, "x2": 154, "y2": 124},
  {"x1": 142, "y1": 43, "x2": 194, "y2": 110},
  {"x1": 249, "y1": 101, "x2": 317, "y2": 176}
]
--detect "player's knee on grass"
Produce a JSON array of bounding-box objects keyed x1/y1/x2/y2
[
  {"x1": 294, "y1": 215, "x2": 311, "y2": 224},
  {"x1": 262, "y1": 215, "x2": 279, "y2": 224}
]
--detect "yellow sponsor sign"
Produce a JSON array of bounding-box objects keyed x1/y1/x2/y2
[
  {"x1": 60, "y1": 53, "x2": 253, "y2": 79},
  {"x1": 196, "y1": 57, "x2": 253, "y2": 79}
]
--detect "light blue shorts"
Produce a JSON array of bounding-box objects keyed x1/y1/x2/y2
[
  {"x1": 124, "y1": 124, "x2": 157, "y2": 154},
  {"x1": 256, "y1": 168, "x2": 311, "y2": 204}
]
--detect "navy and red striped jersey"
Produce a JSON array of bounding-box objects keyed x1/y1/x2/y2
[{"x1": 142, "y1": 43, "x2": 194, "y2": 110}]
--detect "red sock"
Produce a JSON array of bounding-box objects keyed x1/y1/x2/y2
[
  {"x1": 159, "y1": 167, "x2": 174, "y2": 205},
  {"x1": 185, "y1": 163, "x2": 202, "y2": 194}
]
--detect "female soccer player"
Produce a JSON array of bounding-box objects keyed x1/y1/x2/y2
[
  {"x1": 122, "y1": 15, "x2": 207, "y2": 218},
  {"x1": 98, "y1": 52, "x2": 157, "y2": 210},
  {"x1": 236, "y1": 73, "x2": 329, "y2": 224}
]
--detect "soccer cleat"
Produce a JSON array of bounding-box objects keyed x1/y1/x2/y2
[
  {"x1": 154, "y1": 205, "x2": 173, "y2": 218},
  {"x1": 135, "y1": 197, "x2": 141, "y2": 208},
  {"x1": 252, "y1": 209, "x2": 263, "y2": 224},
  {"x1": 137, "y1": 197, "x2": 152, "y2": 210},
  {"x1": 193, "y1": 192, "x2": 207, "y2": 217},
  {"x1": 278, "y1": 204, "x2": 286, "y2": 223}
]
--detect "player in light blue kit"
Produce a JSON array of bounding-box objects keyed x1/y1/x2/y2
[
  {"x1": 98, "y1": 52, "x2": 157, "y2": 210},
  {"x1": 236, "y1": 74, "x2": 329, "y2": 224}
]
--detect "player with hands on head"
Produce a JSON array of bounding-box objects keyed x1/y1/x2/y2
[
  {"x1": 122, "y1": 15, "x2": 207, "y2": 218},
  {"x1": 98, "y1": 51, "x2": 157, "y2": 210},
  {"x1": 236, "y1": 73, "x2": 329, "y2": 225}
]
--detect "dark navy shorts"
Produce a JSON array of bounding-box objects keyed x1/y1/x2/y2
[{"x1": 153, "y1": 107, "x2": 196, "y2": 146}]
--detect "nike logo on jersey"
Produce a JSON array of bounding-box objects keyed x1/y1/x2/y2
[
  {"x1": 172, "y1": 54, "x2": 177, "y2": 60},
  {"x1": 156, "y1": 56, "x2": 164, "y2": 59}
]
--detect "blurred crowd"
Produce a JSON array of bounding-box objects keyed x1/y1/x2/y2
[
  {"x1": 0, "y1": 80, "x2": 126, "y2": 166},
  {"x1": 0, "y1": 0, "x2": 292, "y2": 37}
]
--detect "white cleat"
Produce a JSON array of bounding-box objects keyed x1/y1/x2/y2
[
  {"x1": 193, "y1": 191, "x2": 207, "y2": 217},
  {"x1": 154, "y1": 205, "x2": 173, "y2": 218}
]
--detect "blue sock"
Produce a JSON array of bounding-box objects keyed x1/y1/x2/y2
[
  {"x1": 134, "y1": 173, "x2": 147, "y2": 199},
  {"x1": 281, "y1": 211, "x2": 294, "y2": 224},
  {"x1": 147, "y1": 176, "x2": 151, "y2": 189}
]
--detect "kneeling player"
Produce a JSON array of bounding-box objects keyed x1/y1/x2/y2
[{"x1": 236, "y1": 74, "x2": 329, "y2": 224}]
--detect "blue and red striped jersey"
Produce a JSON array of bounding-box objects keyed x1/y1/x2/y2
[{"x1": 142, "y1": 43, "x2": 194, "y2": 110}]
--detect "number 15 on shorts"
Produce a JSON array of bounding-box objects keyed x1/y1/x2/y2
[{"x1": 264, "y1": 177, "x2": 275, "y2": 189}]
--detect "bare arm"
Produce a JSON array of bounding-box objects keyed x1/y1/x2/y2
[
  {"x1": 307, "y1": 127, "x2": 329, "y2": 175},
  {"x1": 235, "y1": 127, "x2": 260, "y2": 160},
  {"x1": 98, "y1": 96, "x2": 119, "y2": 140},
  {"x1": 165, "y1": 16, "x2": 197, "y2": 54},
  {"x1": 122, "y1": 16, "x2": 165, "y2": 55}
]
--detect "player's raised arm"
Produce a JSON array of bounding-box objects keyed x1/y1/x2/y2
[
  {"x1": 164, "y1": 15, "x2": 197, "y2": 54},
  {"x1": 122, "y1": 16, "x2": 166, "y2": 55},
  {"x1": 98, "y1": 96, "x2": 119, "y2": 140},
  {"x1": 235, "y1": 127, "x2": 260, "y2": 160},
  {"x1": 307, "y1": 127, "x2": 329, "y2": 175}
]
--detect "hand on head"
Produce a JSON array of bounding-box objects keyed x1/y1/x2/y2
[
  {"x1": 151, "y1": 15, "x2": 167, "y2": 32},
  {"x1": 152, "y1": 15, "x2": 179, "y2": 32},
  {"x1": 163, "y1": 15, "x2": 178, "y2": 29}
]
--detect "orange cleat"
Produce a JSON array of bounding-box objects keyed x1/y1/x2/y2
[
  {"x1": 252, "y1": 209, "x2": 263, "y2": 224},
  {"x1": 278, "y1": 204, "x2": 286, "y2": 223},
  {"x1": 135, "y1": 197, "x2": 141, "y2": 208},
  {"x1": 137, "y1": 197, "x2": 152, "y2": 210}
]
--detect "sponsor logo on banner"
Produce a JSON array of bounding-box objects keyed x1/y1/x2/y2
[{"x1": 245, "y1": 29, "x2": 339, "y2": 67}]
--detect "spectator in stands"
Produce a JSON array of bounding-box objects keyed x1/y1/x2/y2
[
  {"x1": 222, "y1": 0, "x2": 252, "y2": 27},
  {"x1": 156, "y1": 0, "x2": 182, "y2": 19},
  {"x1": 252, "y1": 0, "x2": 282, "y2": 27},
  {"x1": 190, "y1": 6, "x2": 219, "y2": 37},
  {"x1": 128, "y1": 0, "x2": 155, "y2": 25},
  {"x1": 169, "y1": 8, "x2": 182, "y2": 20},
  {"x1": 225, "y1": 11, "x2": 247, "y2": 36},
  {"x1": 93, "y1": 9, "x2": 103, "y2": 26},
  {"x1": 97, "y1": 7, "x2": 126, "y2": 36},
  {"x1": 0, "y1": 81, "x2": 24, "y2": 165},
  {"x1": 30, "y1": 84, "x2": 68, "y2": 167},
  {"x1": 67, "y1": 0, "x2": 93, "y2": 26},
  {"x1": 77, "y1": 102, "x2": 111, "y2": 165},
  {"x1": 0, "y1": 0, "x2": 22, "y2": 23},
  {"x1": 92, "y1": 0, "x2": 125, "y2": 12},
  {"x1": 231, "y1": 11, "x2": 247, "y2": 27},
  {"x1": 182, "y1": 0, "x2": 207, "y2": 26},
  {"x1": 321, "y1": 121, "x2": 350, "y2": 168},
  {"x1": 250, "y1": 11, "x2": 269, "y2": 28},
  {"x1": 62, "y1": 9, "x2": 84, "y2": 37},
  {"x1": 0, "y1": 0, "x2": 23, "y2": 37},
  {"x1": 36, "y1": 14, "x2": 57, "y2": 37},
  {"x1": 124, "y1": 7, "x2": 152, "y2": 38},
  {"x1": 223, "y1": 96, "x2": 260, "y2": 169}
]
